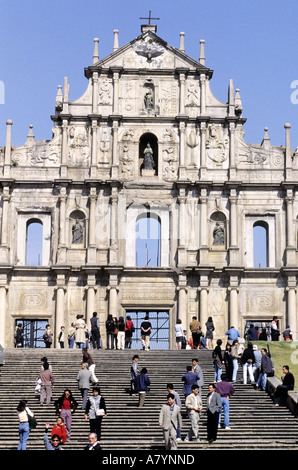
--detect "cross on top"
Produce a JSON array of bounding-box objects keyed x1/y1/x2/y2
[{"x1": 140, "y1": 10, "x2": 160, "y2": 25}]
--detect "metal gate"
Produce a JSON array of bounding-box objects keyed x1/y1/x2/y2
[
  {"x1": 126, "y1": 311, "x2": 169, "y2": 350},
  {"x1": 14, "y1": 319, "x2": 48, "y2": 348}
]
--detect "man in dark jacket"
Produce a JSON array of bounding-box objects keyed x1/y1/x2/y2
[
  {"x1": 90, "y1": 312, "x2": 101, "y2": 349},
  {"x1": 135, "y1": 368, "x2": 151, "y2": 407},
  {"x1": 181, "y1": 366, "x2": 200, "y2": 399},
  {"x1": 272, "y1": 366, "x2": 295, "y2": 406},
  {"x1": 84, "y1": 432, "x2": 102, "y2": 450},
  {"x1": 255, "y1": 348, "x2": 272, "y2": 391},
  {"x1": 246, "y1": 324, "x2": 258, "y2": 341}
]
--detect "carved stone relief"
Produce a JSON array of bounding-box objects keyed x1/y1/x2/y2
[
  {"x1": 244, "y1": 289, "x2": 281, "y2": 313},
  {"x1": 133, "y1": 36, "x2": 165, "y2": 68},
  {"x1": 15, "y1": 289, "x2": 49, "y2": 312},
  {"x1": 99, "y1": 127, "x2": 111, "y2": 164},
  {"x1": 119, "y1": 144, "x2": 134, "y2": 179},
  {"x1": 185, "y1": 80, "x2": 200, "y2": 107},
  {"x1": 98, "y1": 78, "x2": 112, "y2": 105},
  {"x1": 162, "y1": 129, "x2": 178, "y2": 180},
  {"x1": 235, "y1": 129, "x2": 284, "y2": 168},
  {"x1": 206, "y1": 124, "x2": 229, "y2": 167},
  {"x1": 68, "y1": 126, "x2": 90, "y2": 167}
]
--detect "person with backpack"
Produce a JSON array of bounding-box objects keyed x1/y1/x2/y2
[
  {"x1": 213, "y1": 339, "x2": 224, "y2": 382},
  {"x1": 125, "y1": 315, "x2": 135, "y2": 349}
]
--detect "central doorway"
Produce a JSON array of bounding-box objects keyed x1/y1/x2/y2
[
  {"x1": 14, "y1": 319, "x2": 48, "y2": 348},
  {"x1": 126, "y1": 310, "x2": 169, "y2": 350}
]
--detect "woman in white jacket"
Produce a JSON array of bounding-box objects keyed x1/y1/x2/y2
[
  {"x1": 17, "y1": 400, "x2": 35, "y2": 450},
  {"x1": 174, "y1": 319, "x2": 184, "y2": 350}
]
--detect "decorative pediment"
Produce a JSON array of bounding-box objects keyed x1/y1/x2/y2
[{"x1": 85, "y1": 30, "x2": 212, "y2": 74}]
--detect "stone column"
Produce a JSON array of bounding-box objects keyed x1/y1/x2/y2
[
  {"x1": 57, "y1": 186, "x2": 67, "y2": 263},
  {"x1": 55, "y1": 275, "x2": 66, "y2": 348},
  {"x1": 92, "y1": 72, "x2": 99, "y2": 114},
  {"x1": 199, "y1": 188, "x2": 208, "y2": 247},
  {"x1": 112, "y1": 70, "x2": 120, "y2": 114},
  {"x1": 286, "y1": 275, "x2": 297, "y2": 341},
  {"x1": 229, "y1": 188, "x2": 239, "y2": 266},
  {"x1": 4, "y1": 120, "x2": 12, "y2": 177},
  {"x1": 87, "y1": 187, "x2": 97, "y2": 264},
  {"x1": 200, "y1": 74, "x2": 206, "y2": 116},
  {"x1": 59, "y1": 187, "x2": 67, "y2": 247},
  {"x1": 89, "y1": 187, "x2": 97, "y2": 247},
  {"x1": 1, "y1": 187, "x2": 10, "y2": 246},
  {"x1": 229, "y1": 122, "x2": 236, "y2": 170},
  {"x1": 0, "y1": 281, "x2": 7, "y2": 347},
  {"x1": 199, "y1": 286, "x2": 208, "y2": 331},
  {"x1": 111, "y1": 120, "x2": 119, "y2": 179},
  {"x1": 178, "y1": 274, "x2": 187, "y2": 329},
  {"x1": 199, "y1": 188, "x2": 208, "y2": 264},
  {"x1": 178, "y1": 71, "x2": 186, "y2": 115},
  {"x1": 200, "y1": 121, "x2": 207, "y2": 171},
  {"x1": 228, "y1": 276, "x2": 239, "y2": 330},
  {"x1": 90, "y1": 119, "x2": 98, "y2": 178},
  {"x1": 108, "y1": 273, "x2": 119, "y2": 317},
  {"x1": 177, "y1": 189, "x2": 187, "y2": 265},
  {"x1": 285, "y1": 123, "x2": 292, "y2": 180},
  {"x1": 109, "y1": 188, "x2": 119, "y2": 265},
  {"x1": 86, "y1": 273, "x2": 97, "y2": 326},
  {"x1": 61, "y1": 119, "x2": 68, "y2": 178},
  {"x1": 285, "y1": 189, "x2": 296, "y2": 265},
  {"x1": 228, "y1": 288, "x2": 238, "y2": 330},
  {"x1": 178, "y1": 120, "x2": 186, "y2": 179}
]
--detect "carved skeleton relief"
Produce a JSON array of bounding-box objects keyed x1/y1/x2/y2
[{"x1": 98, "y1": 78, "x2": 112, "y2": 105}]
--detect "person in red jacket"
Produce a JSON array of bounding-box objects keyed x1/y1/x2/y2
[{"x1": 51, "y1": 416, "x2": 67, "y2": 444}]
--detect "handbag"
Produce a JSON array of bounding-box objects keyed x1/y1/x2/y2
[
  {"x1": 92, "y1": 397, "x2": 105, "y2": 417},
  {"x1": 28, "y1": 415, "x2": 37, "y2": 429}
]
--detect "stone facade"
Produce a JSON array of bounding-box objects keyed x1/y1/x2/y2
[{"x1": 0, "y1": 24, "x2": 297, "y2": 348}]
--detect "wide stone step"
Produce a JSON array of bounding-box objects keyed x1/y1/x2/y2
[{"x1": 1, "y1": 348, "x2": 298, "y2": 451}]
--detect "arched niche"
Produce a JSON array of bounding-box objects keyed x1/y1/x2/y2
[
  {"x1": 139, "y1": 132, "x2": 158, "y2": 176},
  {"x1": 69, "y1": 210, "x2": 86, "y2": 246},
  {"x1": 210, "y1": 211, "x2": 227, "y2": 249}
]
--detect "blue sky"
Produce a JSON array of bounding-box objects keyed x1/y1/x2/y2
[{"x1": 1, "y1": 0, "x2": 298, "y2": 149}]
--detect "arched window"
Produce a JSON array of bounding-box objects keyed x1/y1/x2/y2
[
  {"x1": 26, "y1": 219, "x2": 43, "y2": 266},
  {"x1": 253, "y1": 222, "x2": 269, "y2": 267},
  {"x1": 136, "y1": 213, "x2": 161, "y2": 267},
  {"x1": 139, "y1": 133, "x2": 158, "y2": 175}
]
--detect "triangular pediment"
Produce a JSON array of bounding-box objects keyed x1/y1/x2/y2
[{"x1": 85, "y1": 30, "x2": 212, "y2": 76}]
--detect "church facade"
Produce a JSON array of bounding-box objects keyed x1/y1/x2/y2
[{"x1": 0, "y1": 23, "x2": 297, "y2": 348}]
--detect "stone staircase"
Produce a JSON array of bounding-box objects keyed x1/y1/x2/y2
[{"x1": 1, "y1": 348, "x2": 298, "y2": 450}]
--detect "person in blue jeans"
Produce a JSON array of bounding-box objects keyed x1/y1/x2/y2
[
  {"x1": 256, "y1": 348, "x2": 273, "y2": 391},
  {"x1": 213, "y1": 339, "x2": 224, "y2": 382},
  {"x1": 231, "y1": 340, "x2": 241, "y2": 382},
  {"x1": 17, "y1": 400, "x2": 35, "y2": 450},
  {"x1": 215, "y1": 375, "x2": 235, "y2": 430}
]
